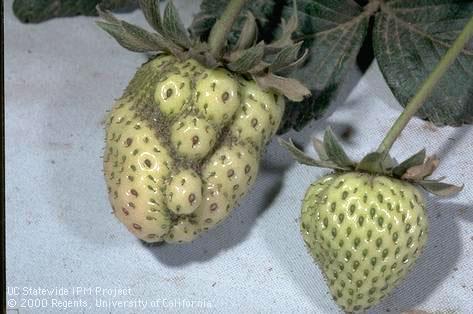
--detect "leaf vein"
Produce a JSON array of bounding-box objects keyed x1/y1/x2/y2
[
  {"x1": 316, "y1": 18, "x2": 363, "y2": 87},
  {"x1": 391, "y1": 2, "x2": 464, "y2": 13},
  {"x1": 300, "y1": 13, "x2": 365, "y2": 39},
  {"x1": 297, "y1": 0, "x2": 358, "y2": 19},
  {"x1": 394, "y1": 15, "x2": 420, "y2": 98},
  {"x1": 381, "y1": 3, "x2": 473, "y2": 56},
  {"x1": 295, "y1": 9, "x2": 340, "y2": 28}
]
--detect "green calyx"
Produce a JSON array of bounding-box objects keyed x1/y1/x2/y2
[
  {"x1": 96, "y1": 0, "x2": 309, "y2": 102},
  {"x1": 279, "y1": 128, "x2": 463, "y2": 197}
]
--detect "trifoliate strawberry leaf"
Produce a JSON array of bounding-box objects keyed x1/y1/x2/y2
[
  {"x1": 279, "y1": 0, "x2": 373, "y2": 132},
  {"x1": 373, "y1": 0, "x2": 473, "y2": 126},
  {"x1": 192, "y1": 0, "x2": 472, "y2": 131},
  {"x1": 418, "y1": 180, "x2": 464, "y2": 197},
  {"x1": 13, "y1": 0, "x2": 137, "y2": 23},
  {"x1": 191, "y1": 0, "x2": 372, "y2": 132},
  {"x1": 392, "y1": 148, "x2": 426, "y2": 178}
]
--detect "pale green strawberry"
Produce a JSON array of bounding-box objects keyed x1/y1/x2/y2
[
  {"x1": 104, "y1": 55, "x2": 282, "y2": 243},
  {"x1": 194, "y1": 68, "x2": 241, "y2": 126},
  {"x1": 154, "y1": 72, "x2": 192, "y2": 118},
  {"x1": 230, "y1": 80, "x2": 285, "y2": 150},
  {"x1": 301, "y1": 172, "x2": 428, "y2": 312},
  {"x1": 104, "y1": 100, "x2": 173, "y2": 243},
  {"x1": 165, "y1": 168, "x2": 203, "y2": 215},
  {"x1": 202, "y1": 142, "x2": 259, "y2": 207},
  {"x1": 164, "y1": 216, "x2": 201, "y2": 244},
  {"x1": 280, "y1": 128, "x2": 461, "y2": 312},
  {"x1": 193, "y1": 183, "x2": 231, "y2": 230},
  {"x1": 170, "y1": 115, "x2": 217, "y2": 160},
  {"x1": 99, "y1": 2, "x2": 309, "y2": 244}
]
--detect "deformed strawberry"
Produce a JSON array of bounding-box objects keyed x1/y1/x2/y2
[{"x1": 99, "y1": 0, "x2": 309, "y2": 243}]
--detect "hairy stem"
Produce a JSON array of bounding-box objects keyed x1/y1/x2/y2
[
  {"x1": 208, "y1": 0, "x2": 248, "y2": 58},
  {"x1": 376, "y1": 14, "x2": 473, "y2": 155}
]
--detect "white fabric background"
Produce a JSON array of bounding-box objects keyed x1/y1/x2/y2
[{"x1": 5, "y1": 0, "x2": 473, "y2": 313}]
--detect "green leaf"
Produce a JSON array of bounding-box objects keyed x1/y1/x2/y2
[
  {"x1": 13, "y1": 0, "x2": 137, "y2": 23},
  {"x1": 323, "y1": 127, "x2": 353, "y2": 168},
  {"x1": 280, "y1": 0, "x2": 372, "y2": 132},
  {"x1": 418, "y1": 180, "x2": 464, "y2": 197},
  {"x1": 227, "y1": 42, "x2": 265, "y2": 72},
  {"x1": 139, "y1": 0, "x2": 162, "y2": 33},
  {"x1": 162, "y1": 1, "x2": 191, "y2": 48},
  {"x1": 191, "y1": 1, "x2": 370, "y2": 133},
  {"x1": 392, "y1": 148, "x2": 426, "y2": 177},
  {"x1": 373, "y1": 0, "x2": 473, "y2": 126},
  {"x1": 278, "y1": 138, "x2": 349, "y2": 170}
]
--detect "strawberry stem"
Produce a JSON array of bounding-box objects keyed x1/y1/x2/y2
[
  {"x1": 376, "y1": 15, "x2": 473, "y2": 156},
  {"x1": 208, "y1": 0, "x2": 248, "y2": 58}
]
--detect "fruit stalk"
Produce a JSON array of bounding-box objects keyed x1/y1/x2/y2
[
  {"x1": 376, "y1": 14, "x2": 473, "y2": 156},
  {"x1": 208, "y1": 0, "x2": 248, "y2": 58}
]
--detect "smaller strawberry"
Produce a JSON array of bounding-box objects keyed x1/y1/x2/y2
[{"x1": 280, "y1": 129, "x2": 462, "y2": 312}]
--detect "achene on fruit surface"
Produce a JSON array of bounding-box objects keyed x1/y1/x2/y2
[{"x1": 301, "y1": 172, "x2": 428, "y2": 312}]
